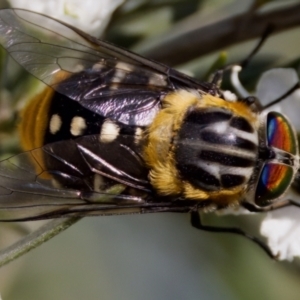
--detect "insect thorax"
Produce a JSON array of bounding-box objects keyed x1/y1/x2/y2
[{"x1": 144, "y1": 90, "x2": 260, "y2": 207}]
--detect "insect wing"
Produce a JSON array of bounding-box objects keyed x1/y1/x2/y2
[
  {"x1": 0, "y1": 135, "x2": 151, "y2": 221},
  {"x1": 0, "y1": 9, "x2": 214, "y2": 126},
  {"x1": 0, "y1": 9, "x2": 169, "y2": 124}
]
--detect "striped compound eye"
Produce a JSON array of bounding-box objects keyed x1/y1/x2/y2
[
  {"x1": 255, "y1": 112, "x2": 297, "y2": 207},
  {"x1": 255, "y1": 163, "x2": 294, "y2": 206},
  {"x1": 266, "y1": 112, "x2": 297, "y2": 155}
]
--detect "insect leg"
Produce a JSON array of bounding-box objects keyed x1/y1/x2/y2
[
  {"x1": 210, "y1": 69, "x2": 224, "y2": 87},
  {"x1": 190, "y1": 210, "x2": 277, "y2": 259}
]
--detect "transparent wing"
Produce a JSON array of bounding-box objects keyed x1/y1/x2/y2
[
  {"x1": 0, "y1": 131, "x2": 193, "y2": 221},
  {"x1": 0, "y1": 9, "x2": 211, "y2": 125},
  {"x1": 0, "y1": 134, "x2": 153, "y2": 221},
  {"x1": 0, "y1": 9, "x2": 169, "y2": 86}
]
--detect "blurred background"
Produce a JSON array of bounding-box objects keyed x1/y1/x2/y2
[{"x1": 0, "y1": 0, "x2": 300, "y2": 299}]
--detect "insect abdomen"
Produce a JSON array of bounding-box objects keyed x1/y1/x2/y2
[{"x1": 19, "y1": 87, "x2": 150, "y2": 193}]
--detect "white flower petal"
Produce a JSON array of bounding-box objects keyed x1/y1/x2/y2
[
  {"x1": 256, "y1": 68, "x2": 298, "y2": 106},
  {"x1": 9, "y1": 0, "x2": 124, "y2": 35},
  {"x1": 260, "y1": 206, "x2": 300, "y2": 261},
  {"x1": 256, "y1": 68, "x2": 300, "y2": 130}
]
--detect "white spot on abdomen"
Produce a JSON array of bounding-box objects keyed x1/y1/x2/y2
[
  {"x1": 115, "y1": 62, "x2": 134, "y2": 72},
  {"x1": 73, "y1": 64, "x2": 84, "y2": 73},
  {"x1": 99, "y1": 119, "x2": 120, "y2": 143},
  {"x1": 92, "y1": 62, "x2": 104, "y2": 71},
  {"x1": 70, "y1": 116, "x2": 87, "y2": 136},
  {"x1": 49, "y1": 114, "x2": 62, "y2": 134},
  {"x1": 134, "y1": 127, "x2": 143, "y2": 144}
]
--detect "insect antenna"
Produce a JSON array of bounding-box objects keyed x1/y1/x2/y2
[
  {"x1": 261, "y1": 81, "x2": 300, "y2": 109},
  {"x1": 240, "y1": 24, "x2": 274, "y2": 69},
  {"x1": 210, "y1": 25, "x2": 273, "y2": 89}
]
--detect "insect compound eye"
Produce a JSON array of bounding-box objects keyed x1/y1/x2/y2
[
  {"x1": 255, "y1": 163, "x2": 294, "y2": 207},
  {"x1": 266, "y1": 111, "x2": 297, "y2": 154},
  {"x1": 255, "y1": 111, "x2": 297, "y2": 206}
]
